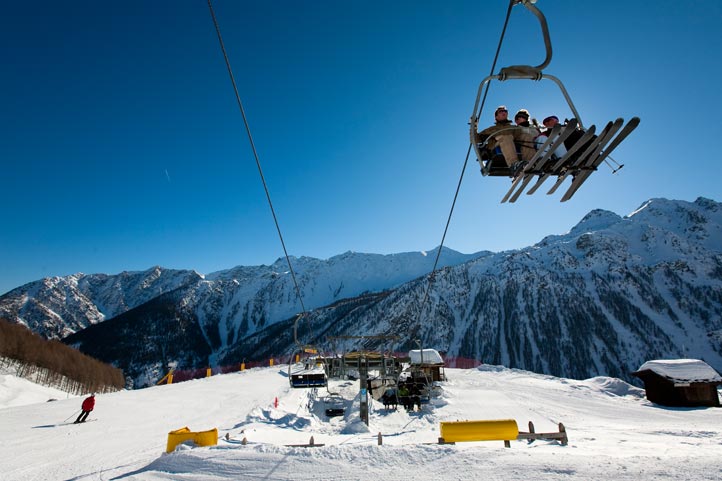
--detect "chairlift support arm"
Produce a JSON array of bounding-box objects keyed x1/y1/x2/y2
[
  {"x1": 292, "y1": 313, "x2": 320, "y2": 356},
  {"x1": 293, "y1": 313, "x2": 302, "y2": 348},
  {"x1": 511, "y1": 0, "x2": 553, "y2": 73}
]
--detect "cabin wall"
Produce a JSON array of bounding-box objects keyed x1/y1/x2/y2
[
  {"x1": 680, "y1": 383, "x2": 721, "y2": 407},
  {"x1": 639, "y1": 374, "x2": 721, "y2": 407},
  {"x1": 408, "y1": 365, "x2": 445, "y2": 382}
]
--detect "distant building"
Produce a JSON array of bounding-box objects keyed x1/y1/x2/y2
[
  {"x1": 632, "y1": 359, "x2": 722, "y2": 408},
  {"x1": 407, "y1": 349, "x2": 446, "y2": 382}
]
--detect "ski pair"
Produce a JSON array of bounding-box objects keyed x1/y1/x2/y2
[
  {"x1": 546, "y1": 118, "x2": 623, "y2": 196},
  {"x1": 559, "y1": 117, "x2": 640, "y2": 202},
  {"x1": 524, "y1": 124, "x2": 598, "y2": 196},
  {"x1": 55, "y1": 418, "x2": 97, "y2": 427},
  {"x1": 501, "y1": 119, "x2": 578, "y2": 203}
]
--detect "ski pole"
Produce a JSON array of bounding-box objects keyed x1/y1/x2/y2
[{"x1": 63, "y1": 409, "x2": 81, "y2": 423}]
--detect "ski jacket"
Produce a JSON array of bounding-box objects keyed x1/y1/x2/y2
[
  {"x1": 477, "y1": 119, "x2": 516, "y2": 144},
  {"x1": 516, "y1": 120, "x2": 541, "y2": 138},
  {"x1": 81, "y1": 396, "x2": 95, "y2": 411},
  {"x1": 479, "y1": 119, "x2": 513, "y2": 134}
]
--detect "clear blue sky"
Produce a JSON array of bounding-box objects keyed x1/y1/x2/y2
[{"x1": 2, "y1": 0, "x2": 721, "y2": 295}]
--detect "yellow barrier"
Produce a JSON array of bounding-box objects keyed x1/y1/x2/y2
[
  {"x1": 156, "y1": 370, "x2": 174, "y2": 385},
  {"x1": 440, "y1": 419, "x2": 518, "y2": 443},
  {"x1": 166, "y1": 427, "x2": 218, "y2": 453}
]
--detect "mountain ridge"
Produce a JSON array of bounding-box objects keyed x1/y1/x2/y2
[
  {"x1": 3, "y1": 197, "x2": 721, "y2": 388},
  {"x1": 1, "y1": 246, "x2": 483, "y2": 342}
]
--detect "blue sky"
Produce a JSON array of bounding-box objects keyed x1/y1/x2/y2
[{"x1": 2, "y1": 0, "x2": 721, "y2": 295}]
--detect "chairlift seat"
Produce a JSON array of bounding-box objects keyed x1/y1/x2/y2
[
  {"x1": 290, "y1": 363, "x2": 327, "y2": 389},
  {"x1": 323, "y1": 394, "x2": 345, "y2": 417}
]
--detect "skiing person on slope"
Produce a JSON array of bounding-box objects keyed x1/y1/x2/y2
[{"x1": 75, "y1": 394, "x2": 95, "y2": 423}]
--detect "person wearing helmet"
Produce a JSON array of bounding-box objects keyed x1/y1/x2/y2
[
  {"x1": 476, "y1": 106, "x2": 537, "y2": 170},
  {"x1": 514, "y1": 109, "x2": 540, "y2": 135},
  {"x1": 514, "y1": 108, "x2": 543, "y2": 146},
  {"x1": 74, "y1": 393, "x2": 95, "y2": 423},
  {"x1": 535, "y1": 115, "x2": 568, "y2": 158}
]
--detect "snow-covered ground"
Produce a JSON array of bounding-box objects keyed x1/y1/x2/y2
[
  {"x1": 0, "y1": 374, "x2": 71, "y2": 408},
  {"x1": 1, "y1": 365, "x2": 721, "y2": 480}
]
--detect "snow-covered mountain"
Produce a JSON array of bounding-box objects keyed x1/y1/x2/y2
[
  {"x1": 3, "y1": 198, "x2": 721, "y2": 388},
  {"x1": 281, "y1": 197, "x2": 722, "y2": 381},
  {"x1": 0, "y1": 247, "x2": 483, "y2": 342},
  {"x1": 0, "y1": 267, "x2": 203, "y2": 339}
]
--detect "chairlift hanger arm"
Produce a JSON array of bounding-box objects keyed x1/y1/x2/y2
[
  {"x1": 509, "y1": 0, "x2": 553, "y2": 73},
  {"x1": 293, "y1": 313, "x2": 302, "y2": 348},
  {"x1": 293, "y1": 313, "x2": 318, "y2": 351}
]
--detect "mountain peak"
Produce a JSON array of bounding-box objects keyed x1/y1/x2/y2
[
  {"x1": 694, "y1": 196, "x2": 719, "y2": 211},
  {"x1": 569, "y1": 209, "x2": 622, "y2": 236}
]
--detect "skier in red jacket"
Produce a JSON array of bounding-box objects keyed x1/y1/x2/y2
[{"x1": 74, "y1": 394, "x2": 95, "y2": 423}]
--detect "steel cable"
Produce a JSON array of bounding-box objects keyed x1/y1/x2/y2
[
  {"x1": 413, "y1": 0, "x2": 515, "y2": 339},
  {"x1": 207, "y1": 1, "x2": 310, "y2": 341}
]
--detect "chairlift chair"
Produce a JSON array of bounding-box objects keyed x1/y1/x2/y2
[
  {"x1": 470, "y1": 0, "x2": 639, "y2": 202},
  {"x1": 288, "y1": 346, "x2": 328, "y2": 389}
]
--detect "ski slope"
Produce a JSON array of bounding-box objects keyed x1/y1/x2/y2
[{"x1": 1, "y1": 365, "x2": 721, "y2": 480}]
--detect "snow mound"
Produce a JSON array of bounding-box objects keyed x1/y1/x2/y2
[{"x1": 583, "y1": 376, "x2": 645, "y2": 398}]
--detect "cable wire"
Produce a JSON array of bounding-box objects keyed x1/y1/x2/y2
[
  {"x1": 207, "y1": 1, "x2": 309, "y2": 330},
  {"x1": 413, "y1": 0, "x2": 515, "y2": 337}
]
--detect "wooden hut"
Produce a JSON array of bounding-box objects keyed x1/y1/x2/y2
[
  {"x1": 407, "y1": 349, "x2": 446, "y2": 382},
  {"x1": 632, "y1": 359, "x2": 722, "y2": 408}
]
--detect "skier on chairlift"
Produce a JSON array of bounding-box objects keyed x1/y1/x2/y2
[{"x1": 477, "y1": 106, "x2": 537, "y2": 173}]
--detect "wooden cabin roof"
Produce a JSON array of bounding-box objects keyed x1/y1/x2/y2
[{"x1": 632, "y1": 359, "x2": 722, "y2": 384}]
